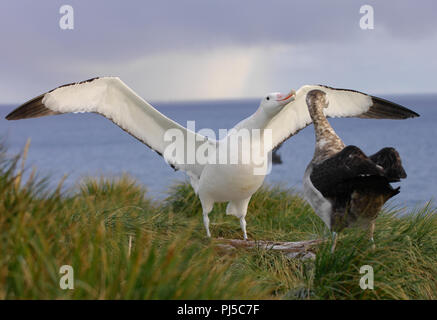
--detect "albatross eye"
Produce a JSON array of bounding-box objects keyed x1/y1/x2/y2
[{"x1": 266, "y1": 97, "x2": 270, "y2": 101}]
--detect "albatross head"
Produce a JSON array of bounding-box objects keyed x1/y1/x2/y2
[{"x1": 260, "y1": 89, "x2": 296, "y2": 117}]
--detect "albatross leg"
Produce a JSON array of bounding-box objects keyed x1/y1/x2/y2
[
  {"x1": 203, "y1": 213, "x2": 211, "y2": 238},
  {"x1": 240, "y1": 217, "x2": 248, "y2": 241},
  {"x1": 200, "y1": 196, "x2": 214, "y2": 238},
  {"x1": 330, "y1": 232, "x2": 338, "y2": 253},
  {"x1": 226, "y1": 197, "x2": 251, "y2": 240}
]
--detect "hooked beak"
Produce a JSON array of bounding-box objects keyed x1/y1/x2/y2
[{"x1": 276, "y1": 89, "x2": 296, "y2": 103}]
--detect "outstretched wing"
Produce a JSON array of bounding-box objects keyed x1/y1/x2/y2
[
  {"x1": 267, "y1": 85, "x2": 419, "y2": 151},
  {"x1": 6, "y1": 77, "x2": 214, "y2": 183}
]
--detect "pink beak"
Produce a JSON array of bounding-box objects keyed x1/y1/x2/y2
[{"x1": 276, "y1": 90, "x2": 296, "y2": 102}]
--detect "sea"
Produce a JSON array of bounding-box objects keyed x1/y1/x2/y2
[{"x1": 1, "y1": 94, "x2": 436, "y2": 209}]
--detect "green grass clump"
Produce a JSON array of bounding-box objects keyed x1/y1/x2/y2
[{"x1": 0, "y1": 143, "x2": 436, "y2": 299}]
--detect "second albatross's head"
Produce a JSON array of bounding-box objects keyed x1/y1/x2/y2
[{"x1": 260, "y1": 89, "x2": 296, "y2": 117}]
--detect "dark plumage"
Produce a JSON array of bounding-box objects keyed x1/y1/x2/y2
[
  {"x1": 369, "y1": 147, "x2": 407, "y2": 182},
  {"x1": 310, "y1": 145, "x2": 403, "y2": 233},
  {"x1": 5, "y1": 94, "x2": 60, "y2": 120},
  {"x1": 303, "y1": 90, "x2": 415, "y2": 251},
  {"x1": 6, "y1": 77, "x2": 100, "y2": 121},
  {"x1": 271, "y1": 145, "x2": 283, "y2": 164}
]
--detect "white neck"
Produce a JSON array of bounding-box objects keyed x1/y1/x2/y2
[{"x1": 233, "y1": 108, "x2": 271, "y2": 131}]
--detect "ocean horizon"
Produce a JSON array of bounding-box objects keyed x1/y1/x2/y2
[{"x1": 1, "y1": 93, "x2": 436, "y2": 209}]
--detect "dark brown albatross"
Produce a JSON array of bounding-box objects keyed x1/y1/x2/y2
[{"x1": 303, "y1": 90, "x2": 415, "y2": 252}]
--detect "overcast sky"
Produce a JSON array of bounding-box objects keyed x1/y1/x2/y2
[{"x1": 1, "y1": 0, "x2": 436, "y2": 103}]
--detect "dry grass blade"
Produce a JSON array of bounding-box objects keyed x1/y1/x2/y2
[{"x1": 215, "y1": 238, "x2": 325, "y2": 260}]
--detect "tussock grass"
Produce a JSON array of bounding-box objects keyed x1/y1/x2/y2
[{"x1": 0, "y1": 143, "x2": 436, "y2": 299}]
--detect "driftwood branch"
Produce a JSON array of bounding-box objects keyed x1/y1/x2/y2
[{"x1": 215, "y1": 238, "x2": 325, "y2": 260}]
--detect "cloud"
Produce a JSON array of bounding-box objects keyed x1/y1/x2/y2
[
  {"x1": 67, "y1": 46, "x2": 269, "y2": 101},
  {"x1": 0, "y1": 0, "x2": 437, "y2": 103}
]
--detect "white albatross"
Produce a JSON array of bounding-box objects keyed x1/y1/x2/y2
[{"x1": 6, "y1": 77, "x2": 419, "y2": 239}]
